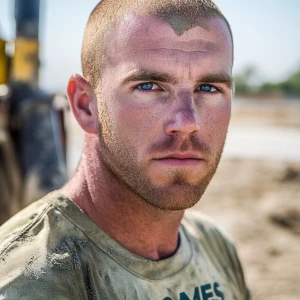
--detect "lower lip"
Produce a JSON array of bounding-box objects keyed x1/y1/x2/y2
[{"x1": 155, "y1": 158, "x2": 204, "y2": 167}]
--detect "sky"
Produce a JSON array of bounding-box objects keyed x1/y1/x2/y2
[{"x1": 0, "y1": 0, "x2": 300, "y2": 93}]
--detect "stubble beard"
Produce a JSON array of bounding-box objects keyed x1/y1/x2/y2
[{"x1": 97, "y1": 106, "x2": 225, "y2": 211}]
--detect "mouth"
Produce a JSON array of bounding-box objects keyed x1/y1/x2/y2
[{"x1": 154, "y1": 153, "x2": 204, "y2": 167}]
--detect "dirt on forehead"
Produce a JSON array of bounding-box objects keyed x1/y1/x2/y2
[
  {"x1": 154, "y1": 4, "x2": 220, "y2": 35},
  {"x1": 107, "y1": 0, "x2": 224, "y2": 35},
  {"x1": 158, "y1": 13, "x2": 209, "y2": 35}
]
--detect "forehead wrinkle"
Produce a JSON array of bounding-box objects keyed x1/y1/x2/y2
[
  {"x1": 132, "y1": 36, "x2": 219, "y2": 54},
  {"x1": 154, "y1": 38, "x2": 219, "y2": 53},
  {"x1": 188, "y1": 51, "x2": 192, "y2": 84},
  {"x1": 139, "y1": 48, "x2": 212, "y2": 63},
  {"x1": 143, "y1": 47, "x2": 210, "y2": 54}
]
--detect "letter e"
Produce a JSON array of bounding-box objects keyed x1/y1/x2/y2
[{"x1": 201, "y1": 284, "x2": 213, "y2": 300}]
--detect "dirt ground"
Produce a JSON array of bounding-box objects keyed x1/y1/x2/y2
[
  {"x1": 195, "y1": 99, "x2": 300, "y2": 300},
  {"x1": 195, "y1": 158, "x2": 300, "y2": 300}
]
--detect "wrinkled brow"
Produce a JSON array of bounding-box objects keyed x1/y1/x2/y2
[
  {"x1": 121, "y1": 69, "x2": 178, "y2": 84},
  {"x1": 198, "y1": 73, "x2": 233, "y2": 89},
  {"x1": 121, "y1": 69, "x2": 233, "y2": 88}
]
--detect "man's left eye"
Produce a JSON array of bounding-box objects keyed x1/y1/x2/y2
[
  {"x1": 138, "y1": 82, "x2": 155, "y2": 91},
  {"x1": 197, "y1": 84, "x2": 217, "y2": 92}
]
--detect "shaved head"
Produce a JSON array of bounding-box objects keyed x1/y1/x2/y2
[
  {"x1": 81, "y1": 0, "x2": 233, "y2": 90},
  {"x1": 153, "y1": 1, "x2": 226, "y2": 35}
]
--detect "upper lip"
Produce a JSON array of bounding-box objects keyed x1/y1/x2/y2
[{"x1": 156, "y1": 153, "x2": 203, "y2": 160}]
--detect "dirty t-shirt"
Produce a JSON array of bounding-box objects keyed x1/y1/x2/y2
[{"x1": 0, "y1": 192, "x2": 250, "y2": 300}]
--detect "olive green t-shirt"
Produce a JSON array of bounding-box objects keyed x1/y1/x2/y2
[{"x1": 0, "y1": 192, "x2": 250, "y2": 299}]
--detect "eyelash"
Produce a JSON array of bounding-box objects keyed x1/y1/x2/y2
[
  {"x1": 134, "y1": 82, "x2": 222, "y2": 94},
  {"x1": 196, "y1": 84, "x2": 222, "y2": 94},
  {"x1": 136, "y1": 82, "x2": 160, "y2": 91}
]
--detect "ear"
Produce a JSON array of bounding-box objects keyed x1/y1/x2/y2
[{"x1": 67, "y1": 74, "x2": 98, "y2": 133}]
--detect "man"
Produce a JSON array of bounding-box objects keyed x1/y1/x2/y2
[{"x1": 0, "y1": 0, "x2": 250, "y2": 299}]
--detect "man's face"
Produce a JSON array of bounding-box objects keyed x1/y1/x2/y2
[{"x1": 96, "y1": 14, "x2": 233, "y2": 210}]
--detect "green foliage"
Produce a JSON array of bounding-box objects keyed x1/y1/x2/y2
[
  {"x1": 235, "y1": 67, "x2": 300, "y2": 97},
  {"x1": 280, "y1": 70, "x2": 300, "y2": 94},
  {"x1": 261, "y1": 70, "x2": 300, "y2": 96}
]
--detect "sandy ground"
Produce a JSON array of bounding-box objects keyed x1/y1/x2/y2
[{"x1": 196, "y1": 158, "x2": 300, "y2": 300}]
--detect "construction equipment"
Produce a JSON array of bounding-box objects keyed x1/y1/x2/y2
[{"x1": 0, "y1": 0, "x2": 67, "y2": 224}]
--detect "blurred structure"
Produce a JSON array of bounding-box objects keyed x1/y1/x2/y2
[
  {"x1": 261, "y1": 69, "x2": 300, "y2": 97},
  {"x1": 0, "y1": 0, "x2": 67, "y2": 225},
  {"x1": 234, "y1": 65, "x2": 300, "y2": 98}
]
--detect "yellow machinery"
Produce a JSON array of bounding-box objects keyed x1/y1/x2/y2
[
  {"x1": 12, "y1": 38, "x2": 39, "y2": 85},
  {"x1": 0, "y1": 0, "x2": 67, "y2": 224},
  {"x1": 0, "y1": 38, "x2": 8, "y2": 84}
]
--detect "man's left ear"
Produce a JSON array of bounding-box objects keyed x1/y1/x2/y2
[{"x1": 67, "y1": 74, "x2": 98, "y2": 133}]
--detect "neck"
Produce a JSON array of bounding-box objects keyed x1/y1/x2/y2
[{"x1": 61, "y1": 133, "x2": 184, "y2": 261}]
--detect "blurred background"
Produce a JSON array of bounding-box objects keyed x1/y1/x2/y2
[{"x1": 0, "y1": 1, "x2": 299, "y2": 299}]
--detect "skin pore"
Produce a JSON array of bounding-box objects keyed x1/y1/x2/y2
[{"x1": 62, "y1": 14, "x2": 233, "y2": 261}]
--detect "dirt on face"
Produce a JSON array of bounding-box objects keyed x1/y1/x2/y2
[{"x1": 153, "y1": 2, "x2": 222, "y2": 35}]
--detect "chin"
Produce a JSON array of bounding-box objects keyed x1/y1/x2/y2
[
  {"x1": 127, "y1": 162, "x2": 217, "y2": 211},
  {"x1": 136, "y1": 181, "x2": 209, "y2": 211}
]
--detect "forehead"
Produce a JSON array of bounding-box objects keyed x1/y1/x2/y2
[{"x1": 105, "y1": 14, "x2": 233, "y2": 73}]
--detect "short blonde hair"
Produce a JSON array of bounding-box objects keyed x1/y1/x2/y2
[{"x1": 81, "y1": 0, "x2": 233, "y2": 90}]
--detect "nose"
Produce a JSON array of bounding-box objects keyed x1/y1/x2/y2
[{"x1": 165, "y1": 98, "x2": 201, "y2": 137}]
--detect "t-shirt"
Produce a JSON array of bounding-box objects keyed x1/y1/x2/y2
[{"x1": 0, "y1": 191, "x2": 250, "y2": 300}]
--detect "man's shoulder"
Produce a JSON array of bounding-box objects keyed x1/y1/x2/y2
[
  {"x1": 0, "y1": 192, "x2": 87, "y2": 299},
  {"x1": 182, "y1": 209, "x2": 238, "y2": 259},
  {"x1": 0, "y1": 192, "x2": 68, "y2": 251},
  {"x1": 183, "y1": 210, "x2": 251, "y2": 299},
  {"x1": 0, "y1": 191, "x2": 87, "y2": 263},
  {"x1": 183, "y1": 209, "x2": 233, "y2": 241},
  {"x1": 0, "y1": 194, "x2": 51, "y2": 251}
]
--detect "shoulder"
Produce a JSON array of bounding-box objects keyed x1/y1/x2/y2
[
  {"x1": 182, "y1": 209, "x2": 239, "y2": 261},
  {"x1": 0, "y1": 191, "x2": 71, "y2": 253},
  {"x1": 0, "y1": 194, "x2": 52, "y2": 253},
  {"x1": 0, "y1": 192, "x2": 86, "y2": 299},
  {"x1": 182, "y1": 210, "x2": 251, "y2": 299},
  {"x1": 182, "y1": 209, "x2": 235, "y2": 245}
]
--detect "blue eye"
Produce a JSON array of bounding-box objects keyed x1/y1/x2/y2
[
  {"x1": 138, "y1": 82, "x2": 154, "y2": 90},
  {"x1": 199, "y1": 84, "x2": 215, "y2": 92}
]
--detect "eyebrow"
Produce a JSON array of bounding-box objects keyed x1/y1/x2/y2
[
  {"x1": 197, "y1": 73, "x2": 233, "y2": 89},
  {"x1": 121, "y1": 69, "x2": 178, "y2": 85},
  {"x1": 121, "y1": 69, "x2": 233, "y2": 89}
]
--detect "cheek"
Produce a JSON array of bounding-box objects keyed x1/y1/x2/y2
[
  {"x1": 199, "y1": 98, "x2": 231, "y2": 143},
  {"x1": 112, "y1": 101, "x2": 164, "y2": 147},
  {"x1": 214, "y1": 98, "x2": 231, "y2": 127}
]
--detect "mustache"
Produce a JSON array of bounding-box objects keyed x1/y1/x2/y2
[{"x1": 147, "y1": 134, "x2": 211, "y2": 156}]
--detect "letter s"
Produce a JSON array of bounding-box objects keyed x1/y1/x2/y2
[{"x1": 214, "y1": 282, "x2": 224, "y2": 300}]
